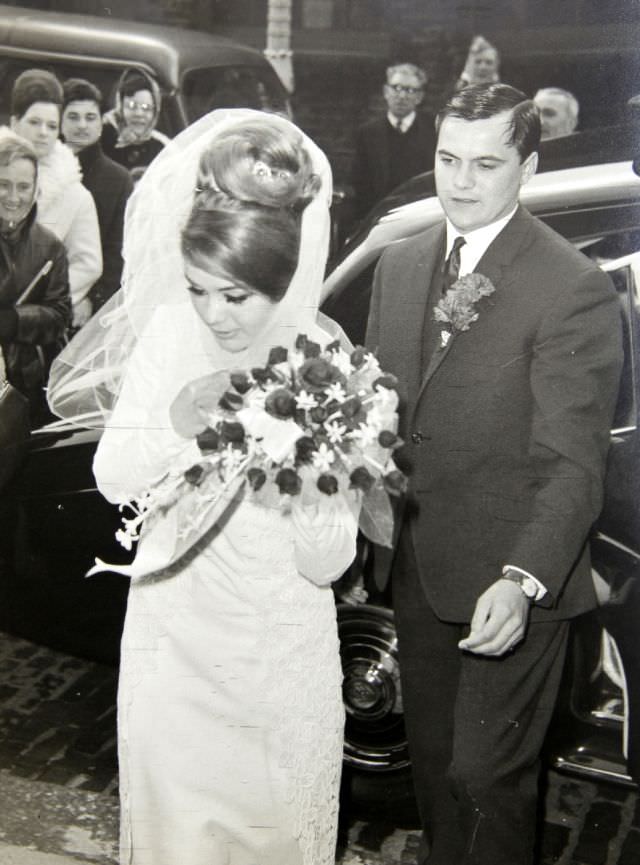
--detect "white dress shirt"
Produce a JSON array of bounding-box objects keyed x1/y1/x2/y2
[
  {"x1": 445, "y1": 205, "x2": 517, "y2": 276},
  {"x1": 388, "y1": 111, "x2": 416, "y2": 134}
]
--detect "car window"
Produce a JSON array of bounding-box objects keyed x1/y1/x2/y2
[
  {"x1": 600, "y1": 253, "x2": 640, "y2": 432},
  {"x1": 181, "y1": 66, "x2": 290, "y2": 121}
]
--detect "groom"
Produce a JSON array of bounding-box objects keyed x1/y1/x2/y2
[{"x1": 366, "y1": 84, "x2": 622, "y2": 865}]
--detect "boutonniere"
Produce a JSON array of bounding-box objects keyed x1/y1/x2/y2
[{"x1": 433, "y1": 273, "x2": 496, "y2": 348}]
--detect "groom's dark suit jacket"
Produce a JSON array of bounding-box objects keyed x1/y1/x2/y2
[{"x1": 366, "y1": 206, "x2": 623, "y2": 623}]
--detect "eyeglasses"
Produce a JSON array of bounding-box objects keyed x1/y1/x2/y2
[
  {"x1": 386, "y1": 84, "x2": 423, "y2": 96},
  {"x1": 123, "y1": 99, "x2": 154, "y2": 113}
]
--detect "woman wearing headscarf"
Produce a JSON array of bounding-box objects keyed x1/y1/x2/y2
[
  {"x1": 101, "y1": 68, "x2": 170, "y2": 180},
  {"x1": 0, "y1": 129, "x2": 71, "y2": 425},
  {"x1": 10, "y1": 68, "x2": 101, "y2": 330}
]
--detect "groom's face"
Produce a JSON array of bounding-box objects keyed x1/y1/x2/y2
[{"x1": 435, "y1": 110, "x2": 537, "y2": 233}]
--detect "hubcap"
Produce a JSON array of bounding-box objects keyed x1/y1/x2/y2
[{"x1": 338, "y1": 603, "x2": 410, "y2": 772}]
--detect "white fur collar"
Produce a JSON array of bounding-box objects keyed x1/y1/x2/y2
[{"x1": 37, "y1": 140, "x2": 83, "y2": 213}]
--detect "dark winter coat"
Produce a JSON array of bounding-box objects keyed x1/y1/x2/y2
[
  {"x1": 0, "y1": 205, "x2": 71, "y2": 420},
  {"x1": 77, "y1": 141, "x2": 133, "y2": 311},
  {"x1": 352, "y1": 111, "x2": 437, "y2": 218}
]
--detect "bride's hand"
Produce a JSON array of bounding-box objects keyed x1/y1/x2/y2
[
  {"x1": 291, "y1": 495, "x2": 358, "y2": 586},
  {"x1": 170, "y1": 373, "x2": 226, "y2": 438}
]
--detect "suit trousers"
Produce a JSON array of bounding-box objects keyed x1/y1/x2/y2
[{"x1": 392, "y1": 525, "x2": 570, "y2": 865}]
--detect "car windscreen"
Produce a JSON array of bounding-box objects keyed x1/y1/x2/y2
[{"x1": 181, "y1": 65, "x2": 289, "y2": 121}]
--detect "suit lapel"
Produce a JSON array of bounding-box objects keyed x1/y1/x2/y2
[
  {"x1": 412, "y1": 207, "x2": 535, "y2": 415},
  {"x1": 400, "y1": 226, "x2": 446, "y2": 412}
]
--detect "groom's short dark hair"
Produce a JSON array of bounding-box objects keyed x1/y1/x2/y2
[{"x1": 436, "y1": 83, "x2": 541, "y2": 162}]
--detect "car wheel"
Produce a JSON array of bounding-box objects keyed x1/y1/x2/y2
[{"x1": 337, "y1": 602, "x2": 417, "y2": 819}]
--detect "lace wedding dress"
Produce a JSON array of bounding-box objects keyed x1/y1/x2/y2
[{"x1": 93, "y1": 304, "x2": 350, "y2": 865}]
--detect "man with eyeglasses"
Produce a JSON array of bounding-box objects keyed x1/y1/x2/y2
[
  {"x1": 101, "y1": 68, "x2": 169, "y2": 179},
  {"x1": 352, "y1": 62, "x2": 436, "y2": 219}
]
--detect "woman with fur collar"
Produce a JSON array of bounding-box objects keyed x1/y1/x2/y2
[
  {"x1": 101, "y1": 68, "x2": 170, "y2": 181},
  {"x1": 10, "y1": 69, "x2": 102, "y2": 330}
]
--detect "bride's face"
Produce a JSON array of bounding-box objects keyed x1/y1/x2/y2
[{"x1": 185, "y1": 261, "x2": 277, "y2": 353}]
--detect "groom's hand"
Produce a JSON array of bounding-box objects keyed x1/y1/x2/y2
[{"x1": 458, "y1": 579, "x2": 530, "y2": 656}]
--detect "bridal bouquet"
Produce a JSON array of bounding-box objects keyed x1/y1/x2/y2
[{"x1": 96, "y1": 335, "x2": 407, "y2": 578}]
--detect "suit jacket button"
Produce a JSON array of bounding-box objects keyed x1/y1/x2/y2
[{"x1": 411, "y1": 431, "x2": 424, "y2": 444}]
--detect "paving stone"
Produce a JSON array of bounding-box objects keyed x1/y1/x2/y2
[
  {"x1": 399, "y1": 833, "x2": 420, "y2": 864},
  {"x1": 36, "y1": 764, "x2": 91, "y2": 788},
  {"x1": 619, "y1": 827, "x2": 640, "y2": 865},
  {"x1": 21, "y1": 729, "x2": 77, "y2": 766},
  {"x1": 539, "y1": 821, "x2": 571, "y2": 862},
  {"x1": 0, "y1": 628, "x2": 638, "y2": 864},
  {"x1": 10, "y1": 643, "x2": 41, "y2": 660},
  {"x1": 573, "y1": 800, "x2": 623, "y2": 864},
  {"x1": 70, "y1": 713, "x2": 117, "y2": 757},
  {"x1": 632, "y1": 796, "x2": 640, "y2": 828},
  {"x1": 356, "y1": 821, "x2": 398, "y2": 851},
  {"x1": 0, "y1": 770, "x2": 118, "y2": 863},
  {"x1": 0, "y1": 684, "x2": 19, "y2": 700}
]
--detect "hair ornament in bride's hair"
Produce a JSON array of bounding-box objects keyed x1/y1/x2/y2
[{"x1": 196, "y1": 119, "x2": 320, "y2": 213}]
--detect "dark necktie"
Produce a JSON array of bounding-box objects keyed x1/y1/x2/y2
[{"x1": 442, "y1": 235, "x2": 466, "y2": 295}]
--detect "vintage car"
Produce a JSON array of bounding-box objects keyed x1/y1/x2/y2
[
  {"x1": 1, "y1": 159, "x2": 639, "y2": 813},
  {"x1": 0, "y1": 4, "x2": 291, "y2": 132}
]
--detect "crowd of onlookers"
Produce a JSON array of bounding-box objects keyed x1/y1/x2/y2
[
  {"x1": 0, "y1": 39, "x2": 603, "y2": 429},
  {"x1": 351, "y1": 35, "x2": 582, "y2": 218},
  {"x1": 0, "y1": 65, "x2": 167, "y2": 425}
]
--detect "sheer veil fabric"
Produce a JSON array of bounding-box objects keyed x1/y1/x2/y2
[{"x1": 47, "y1": 108, "x2": 340, "y2": 428}]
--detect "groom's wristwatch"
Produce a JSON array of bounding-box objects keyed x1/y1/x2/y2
[{"x1": 500, "y1": 569, "x2": 538, "y2": 602}]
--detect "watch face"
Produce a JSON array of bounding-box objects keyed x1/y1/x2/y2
[{"x1": 503, "y1": 571, "x2": 537, "y2": 599}]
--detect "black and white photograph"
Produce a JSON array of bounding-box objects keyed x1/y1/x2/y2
[{"x1": 0, "y1": 2, "x2": 638, "y2": 864}]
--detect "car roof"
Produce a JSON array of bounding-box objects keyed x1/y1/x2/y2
[
  {"x1": 323, "y1": 160, "x2": 640, "y2": 302},
  {"x1": 0, "y1": 4, "x2": 270, "y2": 90}
]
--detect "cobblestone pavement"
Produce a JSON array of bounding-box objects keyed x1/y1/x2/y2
[{"x1": 0, "y1": 629, "x2": 638, "y2": 864}]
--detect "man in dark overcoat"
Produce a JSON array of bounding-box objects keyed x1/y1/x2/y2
[
  {"x1": 366, "y1": 83, "x2": 623, "y2": 865},
  {"x1": 352, "y1": 62, "x2": 436, "y2": 219},
  {"x1": 61, "y1": 79, "x2": 133, "y2": 314}
]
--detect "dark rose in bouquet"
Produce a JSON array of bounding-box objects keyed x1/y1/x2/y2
[
  {"x1": 275, "y1": 467, "x2": 302, "y2": 496},
  {"x1": 265, "y1": 387, "x2": 297, "y2": 420},
  {"x1": 299, "y1": 357, "x2": 346, "y2": 394}
]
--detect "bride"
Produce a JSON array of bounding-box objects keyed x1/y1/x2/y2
[{"x1": 50, "y1": 111, "x2": 360, "y2": 864}]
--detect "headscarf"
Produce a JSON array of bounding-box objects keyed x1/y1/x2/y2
[{"x1": 102, "y1": 67, "x2": 165, "y2": 148}]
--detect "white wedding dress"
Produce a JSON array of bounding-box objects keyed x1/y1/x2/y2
[{"x1": 93, "y1": 304, "x2": 353, "y2": 865}]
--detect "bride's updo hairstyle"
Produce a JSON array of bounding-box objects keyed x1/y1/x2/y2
[{"x1": 181, "y1": 118, "x2": 321, "y2": 302}]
